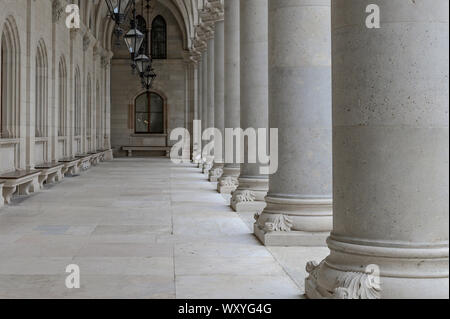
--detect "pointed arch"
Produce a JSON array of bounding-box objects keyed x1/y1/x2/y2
[
  {"x1": 86, "y1": 73, "x2": 92, "y2": 151},
  {"x1": 96, "y1": 80, "x2": 102, "y2": 150},
  {"x1": 35, "y1": 39, "x2": 48, "y2": 138},
  {"x1": 74, "y1": 66, "x2": 81, "y2": 137},
  {"x1": 1, "y1": 15, "x2": 21, "y2": 139},
  {"x1": 58, "y1": 55, "x2": 67, "y2": 137},
  {"x1": 151, "y1": 15, "x2": 167, "y2": 59}
]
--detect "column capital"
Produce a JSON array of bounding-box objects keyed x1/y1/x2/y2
[{"x1": 200, "y1": 0, "x2": 224, "y2": 24}]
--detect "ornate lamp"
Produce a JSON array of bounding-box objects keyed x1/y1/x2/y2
[
  {"x1": 135, "y1": 54, "x2": 151, "y2": 74},
  {"x1": 106, "y1": 0, "x2": 133, "y2": 45},
  {"x1": 105, "y1": 0, "x2": 133, "y2": 26},
  {"x1": 124, "y1": 3, "x2": 144, "y2": 73},
  {"x1": 141, "y1": 68, "x2": 157, "y2": 91}
]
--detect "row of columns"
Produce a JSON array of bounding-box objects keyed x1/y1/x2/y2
[{"x1": 191, "y1": 0, "x2": 448, "y2": 299}]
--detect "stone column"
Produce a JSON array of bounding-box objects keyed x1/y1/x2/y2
[
  {"x1": 209, "y1": 20, "x2": 225, "y2": 182},
  {"x1": 230, "y1": 0, "x2": 269, "y2": 213},
  {"x1": 218, "y1": 0, "x2": 241, "y2": 194},
  {"x1": 203, "y1": 36, "x2": 215, "y2": 174},
  {"x1": 306, "y1": 0, "x2": 449, "y2": 299},
  {"x1": 200, "y1": 51, "x2": 208, "y2": 170},
  {"x1": 194, "y1": 57, "x2": 202, "y2": 165},
  {"x1": 182, "y1": 59, "x2": 191, "y2": 162},
  {"x1": 254, "y1": 0, "x2": 333, "y2": 246}
]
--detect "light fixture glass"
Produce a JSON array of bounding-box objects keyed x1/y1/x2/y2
[
  {"x1": 142, "y1": 68, "x2": 157, "y2": 91},
  {"x1": 106, "y1": 0, "x2": 133, "y2": 25},
  {"x1": 124, "y1": 25, "x2": 144, "y2": 54},
  {"x1": 135, "y1": 54, "x2": 151, "y2": 74}
]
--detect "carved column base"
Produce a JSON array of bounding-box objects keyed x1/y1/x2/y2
[
  {"x1": 208, "y1": 163, "x2": 224, "y2": 182},
  {"x1": 254, "y1": 196, "x2": 332, "y2": 246},
  {"x1": 230, "y1": 177, "x2": 268, "y2": 213},
  {"x1": 305, "y1": 236, "x2": 449, "y2": 299},
  {"x1": 202, "y1": 160, "x2": 213, "y2": 175},
  {"x1": 217, "y1": 166, "x2": 240, "y2": 194}
]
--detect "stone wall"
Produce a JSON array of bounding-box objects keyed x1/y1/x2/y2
[
  {"x1": 110, "y1": 2, "x2": 187, "y2": 157},
  {"x1": 0, "y1": 0, "x2": 111, "y2": 173}
]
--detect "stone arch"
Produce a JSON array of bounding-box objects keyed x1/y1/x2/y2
[
  {"x1": 0, "y1": 15, "x2": 21, "y2": 139},
  {"x1": 35, "y1": 39, "x2": 48, "y2": 138}
]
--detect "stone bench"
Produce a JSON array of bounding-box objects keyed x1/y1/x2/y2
[
  {"x1": 0, "y1": 180, "x2": 5, "y2": 208},
  {"x1": 75, "y1": 154, "x2": 93, "y2": 171},
  {"x1": 122, "y1": 146, "x2": 171, "y2": 157},
  {"x1": 58, "y1": 157, "x2": 81, "y2": 176},
  {"x1": 88, "y1": 152, "x2": 104, "y2": 166},
  {"x1": 0, "y1": 170, "x2": 41, "y2": 204},
  {"x1": 35, "y1": 162, "x2": 65, "y2": 188}
]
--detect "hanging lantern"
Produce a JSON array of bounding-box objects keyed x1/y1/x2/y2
[
  {"x1": 135, "y1": 54, "x2": 151, "y2": 74},
  {"x1": 141, "y1": 68, "x2": 157, "y2": 91},
  {"x1": 105, "y1": 0, "x2": 133, "y2": 26},
  {"x1": 124, "y1": 22, "x2": 144, "y2": 55}
]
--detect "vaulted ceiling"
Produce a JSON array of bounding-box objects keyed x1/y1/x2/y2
[{"x1": 77, "y1": 0, "x2": 222, "y2": 54}]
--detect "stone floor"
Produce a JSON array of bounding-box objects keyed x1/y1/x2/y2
[{"x1": 0, "y1": 158, "x2": 328, "y2": 299}]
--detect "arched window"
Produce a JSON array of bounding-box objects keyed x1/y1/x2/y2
[
  {"x1": 86, "y1": 74, "x2": 92, "y2": 151},
  {"x1": 151, "y1": 15, "x2": 167, "y2": 59},
  {"x1": 135, "y1": 92, "x2": 164, "y2": 134},
  {"x1": 58, "y1": 57, "x2": 67, "y2": 137},
  {"x1": 136, "y1": 15, "x2": 148, "y2": 55},
  {"x1": 1, "y1": 17, "x2": 20, "y2": 139},
  {"x1": 96, "y1": 81, "x2": 101, "y2": 149},
  {"x1": 74, "y1": 67, "x2": 81, "y2": 137},
  {"x1": 35, "y1": 40, "x2": 48, "y2": 138}
]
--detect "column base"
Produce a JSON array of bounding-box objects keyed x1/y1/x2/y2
[
  {"x1": 305, "y1": 236, "x2": 449, "y2": 299},
  {"x1": 254, "y1": 223, "x2": 329, "y2": 247},
  {"x1": 255, "y1": 195, "x2": 332, "y2": 246},
  {"x1": 231, "y1": 200, "x2": 267, "y2": 213},
  {"x1": 218, "y1": 166, "x2": 240, "y2": 194},
  {"x1": 202, "y1": 162, "x2": 212, "y2": 175},
  {"x1": 230, "y1": 177, "x2": 268, "y2": 213},
  {"x1": 208, "y1": 163, "x2": 224, "y2": 182},
  {"x1": 217, "y1": 177, "x2": 239, "y2": 194}
]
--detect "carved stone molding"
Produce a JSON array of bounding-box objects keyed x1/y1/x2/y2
[
  {"x1": 83, "y1": 34, "x2": 91, "y2": 52},
  {"x1": 305, "y1": 261, "x2": 381, "y2": 299},
  {"x1": 219, "y1": 176, "x2": 238, "y2": 188},
  {"x1": 52, "y1": 0, "x2": 64, "y2": 23},
  {"x1": 262, "y1": 214, "x2": 293, "y2": 232},
  {"x1": 232, "y1": 190, "x2": 256, "y2": 204}
]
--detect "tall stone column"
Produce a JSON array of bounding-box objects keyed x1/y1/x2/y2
[
  {"x1": 218, "y1": 0, "x2": 241, "y2": 194},
  {"x1": 209, "y1": 20, "x2": 225, "y2": 182},
  {"x1": 194, "y1": 56, "x2": 203, "y2": 165},
  {"x1": 230, "y1": 0, "x2": 269, "y2": 213},
  {"x1": 203, "y1": 36, "x2": 215, "y2": 174},
  {"x1": 306, "y1": 0, "x2": 449, "y2": 299},
  {"x1": 254, "y1": 0, "x2": 333, "y2": 246},
  {"x1": 200, "y1": 51, "x2": 208, "y2": 170}
]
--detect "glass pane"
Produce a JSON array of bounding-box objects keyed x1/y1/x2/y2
[
  {"x1": 135, "y1": 94, "x2": 148, "y2": 113},
  {"x1": 135, "y1": 112, "x2": 150, "y2": 133},
  {"x1": 150, "y1": 93, "x2": 163, "y2": 113},
  {"x1": 150, "y1": 112, "x2": 163, "y2": 133}
]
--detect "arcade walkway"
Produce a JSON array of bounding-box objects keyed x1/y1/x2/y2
[{"x1": 0, "y1": 158, "x2": 328, "y2": 298}]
